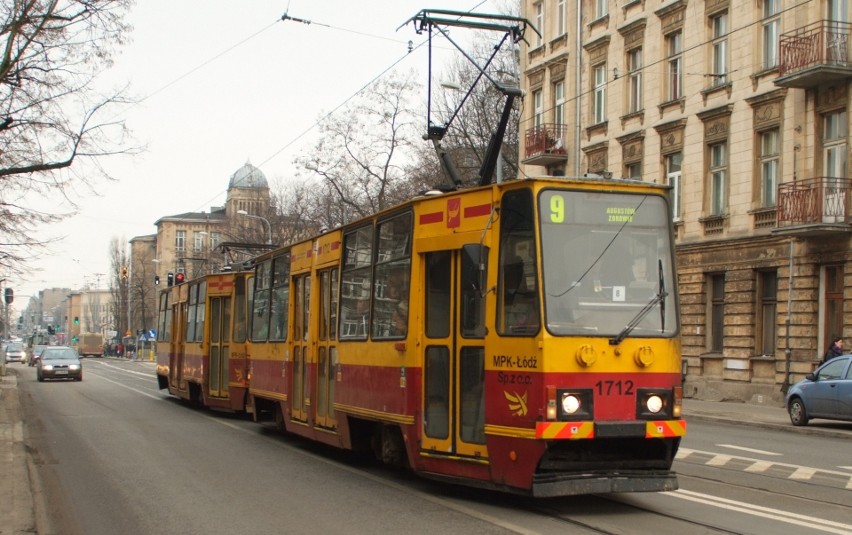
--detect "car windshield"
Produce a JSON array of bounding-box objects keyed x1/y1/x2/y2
[
  {"x1": 43, "y1": 349, "x2": 78, "y2": 361},
  {"x1": 8, "y1": 343, "x2": 23, "y2": 351},
  {"x1": 539, "y1": 189, "x2": 678, "y2": 338}
]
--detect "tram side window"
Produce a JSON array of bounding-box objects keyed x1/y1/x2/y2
[
  {"x1": 158, "y1": 292, "x2": 171, "y2": 342},
  {"x1": 233, "y1": 276, "x2": 247, "y2": 343},
  {"x1": 186, "y1": 283, "x2": 198, "y2": 342},
  {"x1": 269, "y1": 253, "x2": 290, "y2": 341},
  {"x1": 372, "y1": 212, "x2": 412, "y2": 339},
  {"x1": 497, "y1": 189, "x2": 540, "y2": 335},
  {"x1": 195, "y1": 281, "x2": 206, "y2": 342},
  {"x1": 251, "y1": 258, "x2": 273, "y2": 341},
  {"x1": 340, "y1": 225, "x2": 373, "y2": 340}
]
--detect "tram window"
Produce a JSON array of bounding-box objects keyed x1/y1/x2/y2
[
  {"x1": 373, "y1": 213, "x2": 412, "y2": 339},
  {"x1": 459, "y1": 347, "x2": 485, "y2": 444},
  {"x1": 497, "y1": 188, "x2": 540, "y2": 336},
  {"x1": 425, "y1": 346, "x2": 450, "y2": 439},
  {"x1": 186, "y1": 284, "x2": 198, "y2": 342},
  {"x1": 341, "y1": 225, "x2": 374, "y2": 340},
  {"x1": 195, "y1": 281, "x2": 206, "y2": 342},
  {"x1": 460, "y1": 248, "x2": 485, "y2": 339},
  {"x1": 158, "y1": 293, "x2": 171, "y2": 341},
  {"x1": 269, "y1": 253, "x2": 290, "y2": 341},
  {"x1": 233, "y1": 276, "x2": 247, "y2": 343},
  {"x1": 426, "y1": 252, "x2": 451, "y2": 339},
  {"x1": 251, "y1": 258, "x2": 273, "y2": 341}
]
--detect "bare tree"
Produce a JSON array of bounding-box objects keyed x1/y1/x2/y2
[
  {"x1": 129, "y1": 245, "x2": 157, "y2": 333},
  {"x1": 108, "y1": 236, "x2": 129, "y2": 339},
  {"x1": 295, "y1": 70, "x2": 424, "y2": 227},
  {"x1": 0, "y1": 0, "x2": 136, "y2": 276}
]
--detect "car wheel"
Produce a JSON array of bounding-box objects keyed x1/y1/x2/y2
[{"x1": 788, "y1": 397, "x2": 809, "y2": 426}]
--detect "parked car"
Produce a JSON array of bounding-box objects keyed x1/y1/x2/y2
[
  {"x1": 4, "y1": 342, "x2": 26, "y2": 364},
  {"x1": 28, "y1": 345, "x2": 48, "y2": 367},
  {"x1": 36, "y1": 346, "x2": 83, "y2": 382},
  {"x1": 786, "y1": 355, "x2": 852, "y2": 426}
]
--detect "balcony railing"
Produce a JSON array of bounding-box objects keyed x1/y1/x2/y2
[
  {"x1": 776, "y1": 177, "x2": 852, "y2": 231},
  {"x1": 523, "y1": 123, "x2": 569, "y2": 167},
  {"x1": 776, "y1": 20, "x2": 852, "y2": 88}
]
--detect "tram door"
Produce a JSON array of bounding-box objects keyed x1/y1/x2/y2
[
  {"x1": 315, "y1": 268, "x2": 338, "y2": 429},
  {"x1": 421, "y1": 249, "x2": 487, "y2": 458},
  {"x1": 208, "y1": 295, "x2": 231, "y2": 398},
  {"x1": 169, "y1": 297, "x2": 187, "y2": 391},
  {"x1": 291, "y1": 274, "x2": 311, "y2": 423}
]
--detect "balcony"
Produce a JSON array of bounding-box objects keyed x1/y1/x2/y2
[
  {"x1": 774, "y1": 177, "x2": 852, "y2": 237},
  {"x1": 775, "y1": 20, "x2": 852, "y2": 89},
  {"x1": 523, "y1": 123, "x2": 569, "y2": 167}
]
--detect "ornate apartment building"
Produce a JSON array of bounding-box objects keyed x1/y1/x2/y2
[
  {"x1": 519, "y1": 0, "x2": 851, "y2": 402},
  {"x1": 128, "y1": 162, "x2": 273, "y2": 334}
]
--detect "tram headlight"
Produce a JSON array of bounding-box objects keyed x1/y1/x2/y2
[
  {"x1": 561, "y1": 394, "x2": 581, "y2": 415},
  {"x1": 646, "y1": 394, "x2": 663, "y2": 414}
]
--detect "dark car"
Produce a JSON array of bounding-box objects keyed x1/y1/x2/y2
[
  {"x1": 37, "y1": 346, "x2": 83, "y2": 382},
  {"x1": 786, "y1": 355, "x2": 852, "y2": 426},
  {"x1": 28, "y1": 345, "x2": 47, "y2": 367}
]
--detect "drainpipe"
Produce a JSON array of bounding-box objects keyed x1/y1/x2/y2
[
  {"x1": 574, "y1": 0, "x2": 582, "y2": 177},
  {"x1": 782, "y1": 238, "x2": 794, "y2": 395}
]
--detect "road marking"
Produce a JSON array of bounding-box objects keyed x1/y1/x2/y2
[
  {"x1": 717, "y1": 444, "x2": 782, "y2": 456},
  {"x1": 87, "y1": 359, "x2": 154, "y2": 378},
  {"x1": 677, "y1": 447, "x2": 852, "y2": 486},
  {"x1": 668, "y1": 489, "x2": 852, "y2": 534}
]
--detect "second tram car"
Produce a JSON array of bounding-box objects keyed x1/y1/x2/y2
[
  {"x1": 156, "y1": 270, "x2": 252, "y2": 411},
  {"x1": 156, "y1": 176, "x2": 685, "y2": 497}
]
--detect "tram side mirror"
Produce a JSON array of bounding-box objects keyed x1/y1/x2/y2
[{"x1": 462, "y1": 243, "x2": 489, "y2": 294}]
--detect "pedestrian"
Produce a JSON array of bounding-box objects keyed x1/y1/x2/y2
[{"x1": 822, "y1": 336, "x2": 843, "y2": 364}]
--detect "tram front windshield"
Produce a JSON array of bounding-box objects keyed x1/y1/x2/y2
[{"x1": 540, "y1": 189, "x2": 678, "y2": 338}]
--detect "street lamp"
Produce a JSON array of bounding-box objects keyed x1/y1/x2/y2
[{"x1": 237, "y1": 210, "x2": 272, "y2": 245}]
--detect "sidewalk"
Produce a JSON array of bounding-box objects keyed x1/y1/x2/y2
[{"x1": 1, "y1": 366, "x2": 849, "y2": 534}]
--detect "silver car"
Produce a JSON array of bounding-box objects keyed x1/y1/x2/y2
[
  {"x1": 37, "y1": 346, "x2": 83, "y2": 382},
  {"x1": 786, "y1": 355, "x2": 852, "y2": 426},
  {"x1": 4, "y1": 342, "x2": 25, "y2": 364}
]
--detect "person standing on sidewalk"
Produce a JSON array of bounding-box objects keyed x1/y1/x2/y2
[{"x1": 822, "y1": 336, "x2": 844, "y2": 364}]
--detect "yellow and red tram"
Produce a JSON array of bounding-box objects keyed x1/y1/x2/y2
[
  {"x1": 155, "y1": 270, "x2": 252, "y2": 411},
  {"x1": 157, "y1": 176, "x2": 685, "y2": 497}
]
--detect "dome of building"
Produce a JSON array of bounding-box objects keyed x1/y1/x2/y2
[{"x1": 228, "y1": 161, "x2": 268, "y2": 189}]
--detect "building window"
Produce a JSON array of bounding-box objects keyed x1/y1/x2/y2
[
  {"x1": 710, "y1": 11, "x2": 728, "y2": 86},
  {"x1": 175, "y1": 230, "x2": 186, "y2": 253},
  {"x1": 210, "y1": 232, "x2": 221, "y2": 250},
  {"x1": 534, "y1": 2, "x2": 544, "y2": 47},
  {"x1": 760, "y1": 129, "x2": 779, "y2": 207},
  {"x1": 625, "y1": 162, "x2": 641, "y2": 179},
  {"x1": 824, "y1": 265, "x2": 844, "y2": 349},
  {"x1": 823, "y1": 110, "x2": 847, "y2": 178},
  {"x1": 757, "y1": 271, "x2": 777, "y2": 355},
  {"x1": 709, "y1": 142, "x2": 727, "y2": 216},
  {"x1": 627, "y1": 47, "x2": 642, "y2": 113},
  {"x1": 762, "y1": 0, "x2": 780, "y2": 69},
  {"x1": 533, "y1": 89, "x2": 543, "y2": 128},
  {"x1": 709, "y1": 274, "x2": 725, "y2": 352},
  {"x1": 193, "y1": 231, "x2": 205, "y2": 253},
  {"x1": 556, "y1": 0, "x2": 565, "y2": 36},
  {"x1": 667, "y1": 152, "x2": 683, "y2": 222},
  {"x1": 594, "y1": 0, "x2": 607, "y2": 20},
  {"x1": 554, "y1": 81, "x2": 565, "y2": 126},
  {"x1": 593, "y1": 63, "x2": 606, "y2": 125},
  {"x1": 666, "y1": 31, "x2": 683, "y2": 101}
]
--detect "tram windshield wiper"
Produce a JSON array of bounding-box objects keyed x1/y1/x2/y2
[{"x1": 609, "y1": 260, "x2": 668, "y2": 346}]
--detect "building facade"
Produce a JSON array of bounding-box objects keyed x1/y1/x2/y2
[
  {"x1": 129, "y1": 162, "x2": 273, "y2": 335},
  {"x1": 519, "y1": 0, "x2": 851, "y2": 402}
]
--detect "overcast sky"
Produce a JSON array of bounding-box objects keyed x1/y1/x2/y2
[{"x1": 9, "y1": 1, "x2": 505, "y2": 306}]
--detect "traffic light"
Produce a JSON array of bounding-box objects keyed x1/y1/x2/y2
[
  {"x1": 154, "y1": 275, "x2": 160, "y2": 285},
  {"x1": 175, "y1": 272, "x2": 186, "y2": 285},
  {"x1": 120, "y1": 265, "x2": 128, "y2": 279},
  {"x1": 167, "y1": 272, "x2": 174, "y2": 287},
  {"x1": 74, "y1": 316, "x2": 79, "y2": 325},
  {"x1": 4, "y1": 287, "x2": 12, "y2": 304}
]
